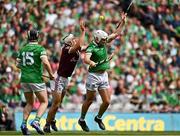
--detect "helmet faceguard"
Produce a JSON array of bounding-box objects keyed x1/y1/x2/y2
[{"x1": 93, "y1": 30, "x2": 108, "y2": 43}]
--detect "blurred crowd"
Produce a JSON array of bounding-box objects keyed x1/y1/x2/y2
[{"x1": 0, "y1": 0, "x2": 180, "y2": 129}]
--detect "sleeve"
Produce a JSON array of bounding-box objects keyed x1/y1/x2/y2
[
  {"x1": 16, "y1": 50, "x2": 21, "y2": 59},
  {"x1": 16, "y1": 50, "x2": 22, "y2": 62},
  {"x1": 40, "y1": 47, "x2": 47, "y2": 58},
  {"x1": 85, "y1": 44, "x2": 94, "y2": 54},
  {"x1": 16, "y1": 51, "x2": 22, "y2": 68}
]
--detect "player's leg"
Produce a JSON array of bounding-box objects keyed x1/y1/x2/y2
[
  {"x1": 22, "y1": 92, "x2": 34, "y2": 125},
  {"x1": 95, "y1": 88, "x2": 110, "y2": 130},
  {"x1": 44, "y1": 91, "x2": 61, "y2": 132},
  {"x1": 34, "y1": 90, "x2": 48, "y2": 121},
  {"x1": 60, "y1": 90, "x2": 66, "y2": 105},
  {"x1": 78, "y1": 90, "x2": 96, "y2": 132},
  {"x1": 20, "y1": 83, "x2": 34, "y2": 135},
  {"x1": 78, "y1": 72, "x2": 99, "y2": 132},
  {"x1": 44, "y1": 76, "x2": 68, "y2": 133},
  {"x1": 80, "y1": 91, "x2": 96, "y2": 120},
  {"x1": 97, "y1": 89, "x2": 110, "y2": 118},
  {"x1": 51, "y1": 91, "x2": 66, "y2": 132},
  {"x1": 30, "y1": 83, "x2": 47, "y2": 135},
  {"x1": 95, "y1": 72, "x2": 110, "y2": 130}
]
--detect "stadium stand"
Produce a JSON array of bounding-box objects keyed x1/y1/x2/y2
[{"x1": 0, "y1": 0, "x2": 179, "y2": 130}]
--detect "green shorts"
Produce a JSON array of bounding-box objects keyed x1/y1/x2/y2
[{"x1": 21, "y1": 83, "x2": 46, "y2": 93}]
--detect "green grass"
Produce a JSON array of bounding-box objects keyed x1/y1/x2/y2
[{"x1": 0, "y1": 131, "x2": 180, "y2": 136}]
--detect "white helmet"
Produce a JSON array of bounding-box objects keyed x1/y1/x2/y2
[
  {"x1": 93, "y1": 30, "x2": 108, "y2": 43},
  {"x1": 63, "y1": 34, "x2": 74, "y2": 44}
]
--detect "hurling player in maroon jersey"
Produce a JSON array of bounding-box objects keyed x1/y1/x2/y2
[{"x1": 43, "y1": 21, "x2": 86, "y2": 133}]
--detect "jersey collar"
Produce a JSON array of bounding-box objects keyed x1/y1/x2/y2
[{"x1": 29, "y1": 42, "x2": 38, "y2": 45}]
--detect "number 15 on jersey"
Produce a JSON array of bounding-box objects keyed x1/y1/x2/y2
[{"x1": 22, "y1": 52, "x2": 34, "y2": 66}]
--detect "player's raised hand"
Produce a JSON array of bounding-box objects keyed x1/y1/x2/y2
[
  {"x1": 80, "y1": 21, "x2": 86, "y2": 32},
  {"x1": 116, "y1": 11, "x2": 127, "y2": 29},
  {"x1": 121, "y1": 12, "x2": 127, "y2": 21}
]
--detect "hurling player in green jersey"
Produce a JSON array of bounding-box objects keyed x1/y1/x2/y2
[
  {"x1": 78, "y1": 12, "x2": 127, "y2": 132},
  {"x1": 16, "y1": 29, "x2": 54, "y2": 135}
]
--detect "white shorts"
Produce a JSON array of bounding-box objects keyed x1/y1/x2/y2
[
  {"x1": 51, "y1": 75, "x2": 68, "y2": 93},
  {"x1": 21, "y1": 83, "x2": 46, "y2": 93},
  {"x1": 86, "y1": 72, "x2": 110, "y2": 91}
]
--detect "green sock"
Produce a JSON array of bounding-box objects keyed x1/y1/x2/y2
[
  {"x1": 22, "y1": 119, "x2": 27, "y2": 125},
  {"x1": 34, "y1": 116, "x2": 41, "y2": 122},
  {"x1": 80, "y1": 112, "x2": 86, "y2": 120}
]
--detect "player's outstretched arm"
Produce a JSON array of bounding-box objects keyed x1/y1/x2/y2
[
  {"x1": 107, "y1": 12, "x2": 127, "y2": 43},
  {"x1": 68, "y1": 21, "x2": 86, "y2": 53},
  {"x1": 41, "y1": 56, "x2": 54, "y2": 80}
]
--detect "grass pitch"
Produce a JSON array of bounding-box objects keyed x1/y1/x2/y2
[{"x1": 0, "y1": 131, "x2": 180, "y2": 136}]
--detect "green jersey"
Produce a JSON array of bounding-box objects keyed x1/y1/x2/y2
[
  {"x1": 17, "y1": 42, "x2": 46, "y2": 83},
  {"x1": 86, "y1": 41, "x2": 110, "y2": 72}
]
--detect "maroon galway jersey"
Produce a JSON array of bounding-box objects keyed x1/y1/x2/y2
[{"x1": 57, "y1": 43, "x2": 79, "y2": 77}]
